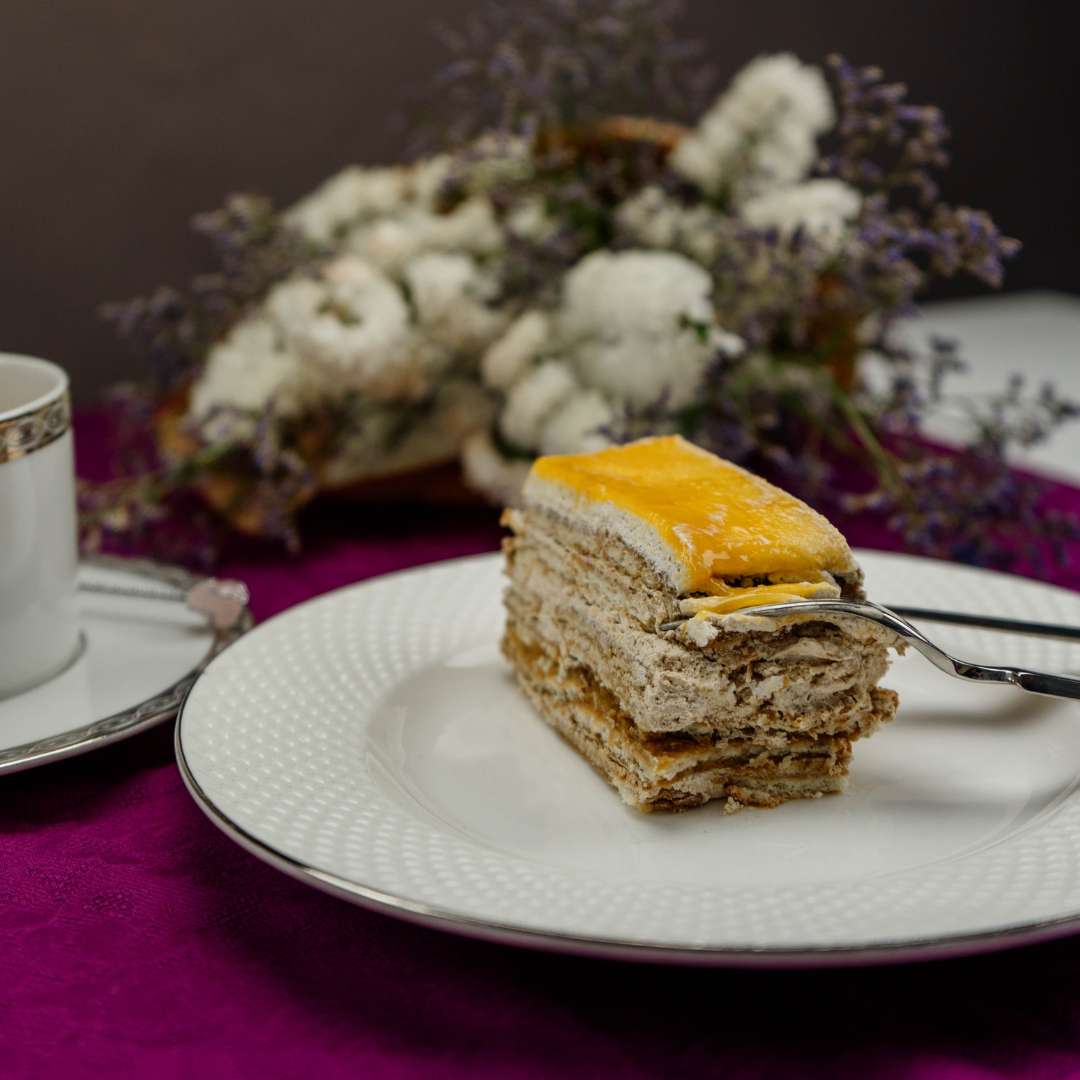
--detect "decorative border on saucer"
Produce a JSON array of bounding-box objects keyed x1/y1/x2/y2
[
  {"x1": 0, "y1": 556, "x2": 253, "y2": 775},
  {"x1": 0, "y1": 392, "x2": 71, "y2": 464}
]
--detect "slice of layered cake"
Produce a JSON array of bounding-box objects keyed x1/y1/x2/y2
[{"x1": 501, "y1": 435, "x2": 901, "y2": 812}]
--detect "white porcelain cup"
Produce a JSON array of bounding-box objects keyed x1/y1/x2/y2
[{"x1": 0, "y1": 354, "x2": 81, "y2": 699}]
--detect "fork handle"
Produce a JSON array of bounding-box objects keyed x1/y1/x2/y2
[
  {"x1": 889, "y1": 606, "x2": 1080, "y2": 644},
  {"x1": 1008, "y1": 669, "x2": 1080, "y2": 701},
  {"x1": 894, "y1": 628, "x2": 1080, "y2": 701}
]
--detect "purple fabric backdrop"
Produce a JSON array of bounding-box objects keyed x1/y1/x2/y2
[{"x1": 6, "y1": 414, "x2": 1080, "y2": 1078}]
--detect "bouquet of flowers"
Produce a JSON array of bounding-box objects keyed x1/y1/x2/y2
[{"x1": 82, "y1": 0, "x2": 1077, "y2": 569}]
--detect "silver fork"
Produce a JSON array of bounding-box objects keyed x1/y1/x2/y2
[{"x1": 662, "y1": 599, "x2": 1080, "y2": 702}]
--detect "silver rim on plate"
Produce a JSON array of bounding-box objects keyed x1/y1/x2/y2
[
  {"x1": 174, "y1": 725, "x2": 1080, "y2": 967},
  {"x1": 173, "y1": 551, "x2": 1080, "y2": 968}
]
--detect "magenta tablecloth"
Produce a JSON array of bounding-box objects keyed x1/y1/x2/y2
[{"x1": 8, "y1": 417, "x2": 1080, "y2": 1078}]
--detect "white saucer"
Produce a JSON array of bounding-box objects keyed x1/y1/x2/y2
[
  {"x1": 0, "y1": 560, "x2": 251, "y2": 774},
  {"x1": 177, "y1": 550, "x2": 1080, "y2": 966}
]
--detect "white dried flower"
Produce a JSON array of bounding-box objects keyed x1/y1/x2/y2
[
  {"x1": 347, "y1": 197, "x2": 503, "y2": 277},
  {"x1": 741, "y1": 179, "x2": 862, "y2": 252},
  {"x1": 460, "y1": 430, "x2": 532, "y2": 508},
  {"x1": 538, "y1": 388, "x2": 614, "y2": 456},
  {"x1": 614, "y1": 186, "x2": 685, "y2": 248},
  {"x1": 267, "y1": 256, "x2": 443, "y2": 402},
  {"x1": 403, "y1": 252, "x2": 506, "y2": 354},
  {"x1": 189, "y1": 317, "x2": 311, "y2": 420},
  {"x1": 557, "y1": 249, "x2": 728, "y2": 408},
  {"x1": 505, "y1": 196, "x2": 558, "y2": 243},
  {"x1": 428, "y1": 196, "x2": 504, "y2": 254},
  {"x1": 480, "y1": 311, "x2": 552, "y2": 390},
  {"x1": 614, "y1": 186, "x2": 727, "y2": 263},
  {"x1": 406, "y1": 154, "x2": 454, "y2": 208},
  {"x1": 347, "y1": 216, "x2": 426, "y2": 277},
  {"x1": 198, "y1": 410, "x2": 259, "y2": 447},
  {"x1": 284, "y1": 165, "x2": 409, "y2": 244},
  {"x1": 499, "y1": 360, "x2": 578, "y2": 449},
  {"x1": 670, "y1": 54, "x2": 835, "y2": 199}
]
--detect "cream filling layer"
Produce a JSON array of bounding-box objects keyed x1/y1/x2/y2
[{"x1": 678, "y1": 572, "x2": 841, "y2": 617}]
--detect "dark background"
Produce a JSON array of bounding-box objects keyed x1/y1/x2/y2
[{"x1": 0, "y1": 0, "x2": 1076, "y2": 402}]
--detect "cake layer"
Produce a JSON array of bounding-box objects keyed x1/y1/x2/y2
[
  {"x1": 501, "y1": 505, "x2": 682, "y2": 629},
  {"x1": 502, "y1": 502, "x2": 867, "y2": 631},
  {"x1": 503, "y1": 618, "x2": 893, "y2": 811},
  {"x1": 506, "y1": 585, "x2": 895, "y2": 738},
  {"x1": 502, "y1": 438, "x2": 901, "y2": 813},
  {"x1": 503, "y1": 510, "x2": 896, "y2": 737},
  {"x1": 526, "y1": 435, "x2": 857, "y2": 595}
]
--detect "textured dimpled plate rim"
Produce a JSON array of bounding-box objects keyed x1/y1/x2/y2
[{"x1": 177, "y1": 550, "x2": 1080, "y2": 967}]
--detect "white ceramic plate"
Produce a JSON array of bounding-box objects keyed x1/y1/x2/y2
[
  {"x1": 0, "y1": 560, "x2": 250, "y2": 773},
  {"x1": 177, "y1": 550, "x2": 1080, "y2": 966}
]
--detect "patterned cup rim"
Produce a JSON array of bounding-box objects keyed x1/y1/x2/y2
[
  {"x1": 0, "y1": 354, "x2": 69, "y2": 425},
  {"x1": 0, "y1": 355, "x2": 71, "y2": 464}
]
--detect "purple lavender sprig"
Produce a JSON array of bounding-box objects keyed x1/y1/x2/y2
[
  {"x1": 842, "y1": 442, "x2": 1080, "y2": 574},
  {"x1": 86, "y1": 194, "x2": 325, "y2": 561},
  {"x1": 100, "y1": 194, "x2": 313, "y2": 390},
  {"x1": 820, "y1": 55, "x2": 950, "y2": 203},
  {"x1": 821, "y1": 55, "x2": 1021, "y2": 318},
  {"x1": 421, "y1": 0, "x2": 711, "y2": 148}
]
